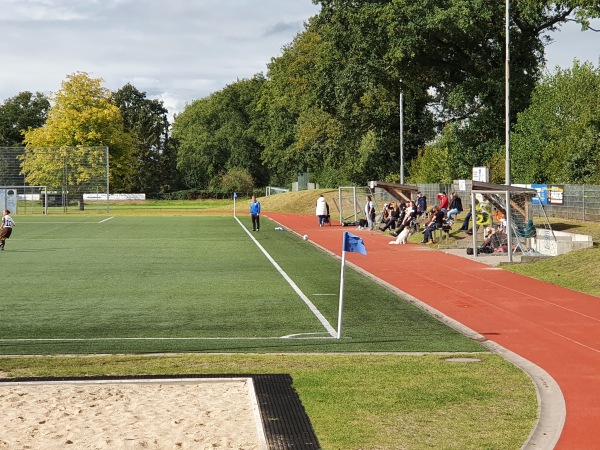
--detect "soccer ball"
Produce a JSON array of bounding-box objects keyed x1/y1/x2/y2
[{"x1": 303, "y1": 235, "x2": 309, "y2": 241}]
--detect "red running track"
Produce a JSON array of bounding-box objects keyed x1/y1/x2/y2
[{"x1": 265, "y1": 212, "x2": 600, "y2": 450}]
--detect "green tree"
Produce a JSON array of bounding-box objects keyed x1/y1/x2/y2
[
  {"x1": 112, "y1": 84, "x2": 178, "y2": 196},
  {"x1": 172, "y1": 75, "x2": 266, "y2": 190},
  {"x1": 0, "y1": 92, "x2": 50, "y2": 185},
  {"x1": 511, "y1": 61, "x2": 600, "y2": 183},
  {"x1": 0, "y1": 91, "x2": 50, "y2": 146},
  {"x1": 300, "y1": 0, "x2": 599, "y2": 183},
  {"x1": 21, "y1": 72, "x2": 135, "y2": 207},
  {"x1": 407, "y1": 124, "x2": 456, "y2": 183},
  {"x1": 219, "y1": 167, "x2": 254, "y2": 196}
]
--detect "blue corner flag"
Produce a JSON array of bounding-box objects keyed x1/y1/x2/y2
[
  {"x1": 343, "y1": 232, "x2": 367, "y2": 255},
  {"x1": 233, "y1": 192, "x2": 237, "y2": 199}
]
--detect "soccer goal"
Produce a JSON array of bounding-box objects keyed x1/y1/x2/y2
[{"x1": 336, "y1": 186, "x2": 372, "y2": 225}]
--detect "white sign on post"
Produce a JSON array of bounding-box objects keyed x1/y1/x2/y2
[{"x1": 472, "y1": 167, "x2": 489, "y2": 182}]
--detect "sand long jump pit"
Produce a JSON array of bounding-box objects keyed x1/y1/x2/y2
[{"x1": 0, "y1": 377, "x2": 268, "y2": 450}]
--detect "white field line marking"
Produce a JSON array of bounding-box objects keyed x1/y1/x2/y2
[
  {"x1": 235, "y1": 216, "x2": 337, "y2": 337},
  {"x1": 17, "y1": 217, "x2": 114, "y2": 224},
  {"x1": 0, "y1": 336, "x2": 336, "y2": 342}
]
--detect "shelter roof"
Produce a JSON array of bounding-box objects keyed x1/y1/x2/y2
[
  {"x1": 368, "y1": 181, "x2": 419, "y2": 203},
  {"x1": 470, "y1": 181, "x2": 537, "y2": 194}
]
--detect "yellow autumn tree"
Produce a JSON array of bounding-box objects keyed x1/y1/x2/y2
[{"x1": 21, "y1": 72, "x2": 135, "y2": 206}]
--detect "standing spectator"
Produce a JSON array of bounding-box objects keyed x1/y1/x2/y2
[
  {"x1": 445, "y1": 193, "x2": 463, "y2": 223},
  {"x1": 437, "y1": 192, "x2": 449, "y2": 212},
  {"x1": 365, "y1": 195, "x2": 375, "y2": 230},
  {"x1": 315, "y1": 195, "x2": 329, "y2": 227},
  {"x1": 0, "y1": 209, "x2": 15, "y2": 250},
  {"x1": 250, "y1": 195, "x2": 261, "y2": 231},
  {"x1": 415, "y1": 192, "x2": 427, "y2": 217}
]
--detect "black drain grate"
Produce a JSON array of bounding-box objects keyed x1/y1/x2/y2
[
  {"x1": 5, "y1": 374, "x2": 321, "y2": 449},
  {"x1": 252, "y1": 374, "x2": 320, "y2": 449}
]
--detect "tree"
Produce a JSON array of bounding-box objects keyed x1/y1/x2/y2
[
  {"x1": 407, "y1": 124, "x2": 457, "y2": 183},
  {"x1": 172, "y1": 75, "x2": 266, "y2": 190},
  {"x1": 112, "y1": 83, "x2": 178, "y2": 196},
  {"x1": 0, "y1": 91, "x2": 50, "y2": 146},
  {"x1": 219, "y1": 167, "x2": 254, "y2": 196},
  {"x1": 21, "y1": 72, "x2": 135, "y2": 207},
  {"x1": 511, "y1": 61, "x2": 600, "y2": 183},
  {"x1": 302, "y1": 0, "x2": 599, "y2": 183}
]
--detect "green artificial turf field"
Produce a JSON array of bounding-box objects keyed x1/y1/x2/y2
[{"x1": 0, "y1": 214, "x2": 483, "y2": 355}]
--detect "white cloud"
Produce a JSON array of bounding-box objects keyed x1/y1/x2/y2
[
  {"x1": 0, "y1": 1, "x2": 597, "y2": 123},
  {"x1": 0, "y1": 0, "x2": 319, "y2": 119},
  {"x1": 543, "y1": 19, "x2": 600, "y2": 70}
]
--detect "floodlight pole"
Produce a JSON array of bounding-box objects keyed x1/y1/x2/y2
[
  {"x1": 399, "y1": 82, "x2": 405, "y2": 185},
  {"x1": 505, "y1": 0, "x2": 511, "y2": 186}
]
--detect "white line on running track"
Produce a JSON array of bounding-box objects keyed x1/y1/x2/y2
[{"x1": 235, "y1": 215, "x2": 337, "y2": 337}]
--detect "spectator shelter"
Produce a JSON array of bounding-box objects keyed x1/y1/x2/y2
[{"x1": 467, "y1": 181, "x2": 549, "y2": 262}]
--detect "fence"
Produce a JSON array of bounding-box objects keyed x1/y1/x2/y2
[
  {"x1": 375, "y1": 183, "x2": 600, "y2": 222},
  {"x1": 0, "y1": 146, "x2": 109, "y2": 213},
  {"x1": 540, "y1": 185, "x2": 600, "y2": 222}
]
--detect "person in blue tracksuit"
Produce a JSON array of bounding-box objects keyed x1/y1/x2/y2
[{"x1": 250, "y1": 196, "x2": 261, "y2": 231}]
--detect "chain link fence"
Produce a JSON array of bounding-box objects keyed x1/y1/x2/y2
[
  {"x1": 377, "y1": 183, "x2": 600, "y2": 223},
  {"x1": 0, "y1": 146, "x2": 109, "y2": 213}
]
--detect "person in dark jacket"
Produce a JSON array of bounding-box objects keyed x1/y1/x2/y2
[
  {"x1": 415, "y1": 192, "x2": 427, "y2": 217},
  {"x1": 421, "y1": 206, "x2": 445, "y2": 244},
  {"x1": 445, "y1": 192, "x2": 463, "y2": 223}
]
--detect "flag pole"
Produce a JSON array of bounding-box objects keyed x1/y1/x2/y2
[
  {"x1": 233, "y1": 192, "x2": 237, "y2": 217},
  {"x1": 337, "y1": 232, "x2": 348, "y2": 339}
]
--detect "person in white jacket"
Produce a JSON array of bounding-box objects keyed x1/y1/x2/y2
[{"x1": 315, "y1": 195, "x2": 329, "y2": 227}]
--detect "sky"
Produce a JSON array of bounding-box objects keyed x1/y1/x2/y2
[{"x1": 0, "y1": 0, "x2": 598, "y2": 122}]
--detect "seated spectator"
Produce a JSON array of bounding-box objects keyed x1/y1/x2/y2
[
  {"x1": 390, "y1": 200, "x2": 417, "y2": 236},
  {"x1": 421, "y1": 206, "x2": 445, "y2": 244},
  {"x1": 437, "y1": 192, "x2": 449, "y2": 212},
  {"x1": 458, "y1": 206, "x2": 472, "y2": 231},
  {"x1": 379, "y1": 203, "x2": 391, "y2": 226},
  {"x1": 481, "y1": 225, "x2": 507, "y2": 250},
  {"x1": 445, "y1": 192, "x2": 463, "y2": 223},
  {"x1": 379, "y1": 202, "x2": 401, "y2": 232}
]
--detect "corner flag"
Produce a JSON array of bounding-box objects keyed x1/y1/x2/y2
[
  {"x1": 343, "y1": 232, "x2": 367, "y2": 255},
  {"x1": 337, "y1": 231, "x2": 367, "y2": 339}
]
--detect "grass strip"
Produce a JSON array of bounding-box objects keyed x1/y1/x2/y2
[{"x1": 0, "y1": 353, "x2": 537, "y2": 450}]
